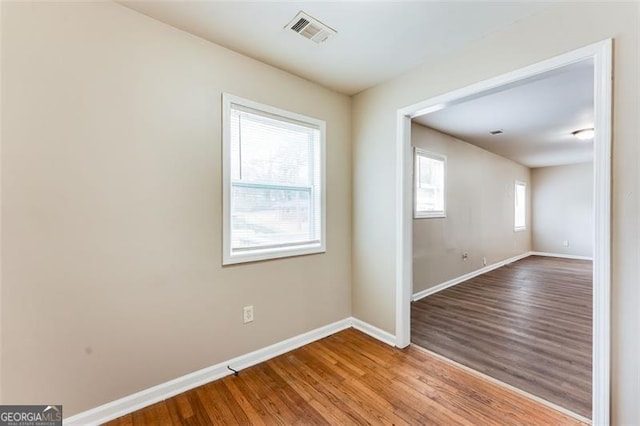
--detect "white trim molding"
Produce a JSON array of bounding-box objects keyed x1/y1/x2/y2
[
  {"x1": 413, "y1": 251, "x2": 594, "y2": 303},
  {"x1": 514, "y1": 180, "x2": 527, "y2": 232},
  {"x1": 64, "y1": 317, "x2": 395, "y2": 425},
  {"x1": 351, "y1": 317, "x2": 397, "y2": 346},
  {"x1": 591, "y1": 38, "x2": 612, "y2": 426},
  {"x1": 396, "y1": 39, "x2": 612, "y2": 423},
  {"x1": 530, "y1": 251, "x2": 593, "y2": 261},
  {"x1": 413, "y1": 148, "x2": 447, "y2": 219},
  {"x1": 412, "y1": 252, "x2": 531, "y2": 302},
  {"x1": 395, "y1": 106, "x2": 413, "y2": 349},
  {"x1": 221, "y1": 93, "x2": 327, "y2": 265},
  {"x1": 64, "y1": 318, "x2": 353, "y2": 425}
]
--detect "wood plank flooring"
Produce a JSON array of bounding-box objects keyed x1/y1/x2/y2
[
  {"x1": 411, "y1": 255, "x2": 592, "y2": 418},
  {"x1": 105, "y1": 328, "x2": 583, "y2": 425}
]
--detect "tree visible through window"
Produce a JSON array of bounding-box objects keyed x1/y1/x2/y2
[
  {"x1": 414, "y1": 148, "x2": 446, "y2": 218},
  {"x1": 223, "y1": 95, "x2": 325, "y2": 264}
]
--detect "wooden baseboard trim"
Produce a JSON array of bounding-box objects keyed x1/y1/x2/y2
[
  {"x1": 530, "y1": 251, "x2": 593, "y2": 261},
  {"x1": 412, "y1": 252, "x2": 531, "y2": 302},
  {"x1": 410, "y1": 344, "x2": 591, "y2": 425}
]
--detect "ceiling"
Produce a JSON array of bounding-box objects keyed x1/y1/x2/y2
[
  {"x1": 120, "y1": 1, "x2": 549, "y2": 95},
  {"x1": 119, "y1": 1, "x2": 589, "y2": 168},
  {"x1": 414, "y1": 59, "x2": 595, "y2": 168}
]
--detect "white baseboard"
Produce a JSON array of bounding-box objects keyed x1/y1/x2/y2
[
  {"x1": 530, "y1": 251, "x2": 593, "y2": 261},
  {"x1": 64, "y1": 317, "x2": 395, "y2": 425},
  {"x1": 412, "y1": 252, "x2": 532, "y2": 302},
  {"x1": 350, "y1": 317, "x2": 396, "y2": 346},
  {"x1": 57, "y1": 247, "x2": 595, "y2": 426},
  {"x1": 64, "y1": 318, "x2": 353, "y2": 425}
]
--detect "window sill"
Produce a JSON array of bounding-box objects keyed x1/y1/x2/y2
[
  {"x1": 414, "y1": 212, "x2": 446, "y2": 219},
  {"x1": 223, "y1": 243, "x2": 325, "y2": 265},
  {"x1": 514, "y1": 227, "x2": 527, "y2": 232}
]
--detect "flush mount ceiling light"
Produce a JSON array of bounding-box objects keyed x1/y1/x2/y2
[
  {"x1": 572, "y1": 128, "x2": 595, "y2": 140},
  {"x1": 285, "y1": 11, "x2": 337, "y2": 44}
]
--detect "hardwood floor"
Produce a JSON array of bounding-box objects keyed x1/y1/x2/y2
[
  {"x1": 106, "y1": 328, "x2": 583, "y2": 426},
  {"x1": 411, "y1": 255, "x2": 592, "y2": 418}
]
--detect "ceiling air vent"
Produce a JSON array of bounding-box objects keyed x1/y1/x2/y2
[
  {"x1": 489, "y1": 129, "x2": 504, "y2": 135},
  {"x1": 285, "y1": 11, "x2": 336, "y2": 44}
]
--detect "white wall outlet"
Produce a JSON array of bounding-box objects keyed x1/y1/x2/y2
[
  {"x1": 563, "y1": 240, "x2": 570, "y2": 247},
  {"x1": 243, "y1": 305, "x2": 254, "y2": 324},
  {"x1": 462, "y1": 252, "x2": 469, "y2": 261},
  {"x1": 483, "y1": 256, "x2": 487, "y2": 266}
]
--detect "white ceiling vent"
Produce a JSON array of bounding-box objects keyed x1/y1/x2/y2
[{"x1": 285, "y1": 11, "x2": 336, "y2": 44}]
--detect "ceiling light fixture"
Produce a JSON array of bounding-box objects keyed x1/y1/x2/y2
[{"x1": 572, "y1": 128, "x2": 595, "y2": 140}]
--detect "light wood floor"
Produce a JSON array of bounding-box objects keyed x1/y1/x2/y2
[
  {"x1": 106, "y1": 328, "x2": 584, "y2": 425},
  {"x1": 412, "y1": 255, "x2": 592, "y2": 418}
]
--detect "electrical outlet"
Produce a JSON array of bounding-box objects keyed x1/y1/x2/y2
[
  {"x1": 563, "y1": 240, "x2": 570, "y2": 247},
  {"x1": 483, "y1": 256, "x2": 487, "y2": 266},
  {"x1": 243, "y1": 305, "x2": 254, "y2": 324},
  {"x1": 462, "y1": 252, "x2": 469, "y2": 261}
]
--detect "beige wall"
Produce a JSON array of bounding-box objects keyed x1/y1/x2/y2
[
  {"x1": 352, "y1": 2, "x2": 638, "y2": 423},
  {"x1": 532, "y1": 163, "x2": 593, "y2": 257},
  {"x1": 412, "y1": 125, "x2": 530, "y2": 294},
  {"x1": 0, "y1": 2, "x2": 351, "y2": 416},
  {"x1": 2, "y1": 1, "x2": 639, "y2": 423}
]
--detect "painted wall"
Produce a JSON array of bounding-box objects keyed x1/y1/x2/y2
[
  {"x1": 532, "y1": 163, "x2": 593, "y2": 257},
  {"x1": 412, "y1": 125, "x2": 530, "y2": 294},
  {"x1": 0, "y1": 2, "x2": 351, "y2": 415},
  {"x1": 352, "y1": 2, "x2": 638, "y2": 423}
]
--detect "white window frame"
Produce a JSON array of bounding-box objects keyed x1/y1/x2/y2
[
  {"x1": 413, "y1": 148, "x2": 447, "y2": 219},
  {"x1": 222, "y1": 93, "x2": 326, "y2": 265},
  {"x1": 514, "y1": 180, "x2": 527, "y2": 232}
]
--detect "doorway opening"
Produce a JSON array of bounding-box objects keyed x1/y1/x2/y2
[{"x1": 394, "y1": 39, "x2": 611, "y2": 424}]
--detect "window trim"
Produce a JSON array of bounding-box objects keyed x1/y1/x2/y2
[
  {"x1": 413, "y1": 148, "x2": 447, "y2": 219},
  {"x1": 222, "y1": 93, "x2": 326, "y2": 265},
  {"x1": 514, "y1": 180, "x2": 527, "y2": 232}
]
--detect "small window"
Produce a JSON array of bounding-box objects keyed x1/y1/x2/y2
[
  {"x1": 222, "y1": 94, "x2": 325, "y2": 265},
  {"x1": 414, "y1": 148, "x2": 446, "y2": 218},
  {"x1": 514, "y1": 181, "x2": 526, "y2": 231}
]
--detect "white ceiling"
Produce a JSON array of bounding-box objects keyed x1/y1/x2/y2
[
  {"x1": 120, "y1": 1, "x2": 549, "y2": 95},
  {"x1": 414, "y1": 59, "x2": 595, "y2": 168},
  {"x1": 119, "y1": 1, "x2": 589, "y2": 168}
]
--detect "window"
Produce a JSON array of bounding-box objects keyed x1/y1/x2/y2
[
  {"x1": 414, "y1": 148, "x2": 446, "y2": 218},
  {"x1": 222, "y1": 94, "x2": 325, "y2": 265},
  {"x1": 514, "y1": 181, "x2": 526, "y2": 231}
]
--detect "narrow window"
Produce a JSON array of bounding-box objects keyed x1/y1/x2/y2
[
  {"x1": 414, "y1": 148, "x2": 446, "y2": 218},
  {"x1": 514, "y1": 181, "x2": 527, "y2": 231},
  {"x1": 223, "y1": 94, "x2": 325, "y2": 264}
]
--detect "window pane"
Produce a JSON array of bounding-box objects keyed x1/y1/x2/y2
[
  {"x1": 231, "y1": 184, "x2": 319, "y2": 249},
  {"x1": 515, "y1": 183, "x2": 526, "y2": 229},
  {"x1": 231, "y1": 109, "x2": 318, "y2": 187},
  {"x1": 227, "y1": 101, "x2": 323, "y2": 257},
  {"x1": 416, "y1": 153, "x2": 445, "y2": 214}
]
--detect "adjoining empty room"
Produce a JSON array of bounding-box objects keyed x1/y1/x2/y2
[{"x1": 410, "y1": 59, "x2": 595, "y2": 420}]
